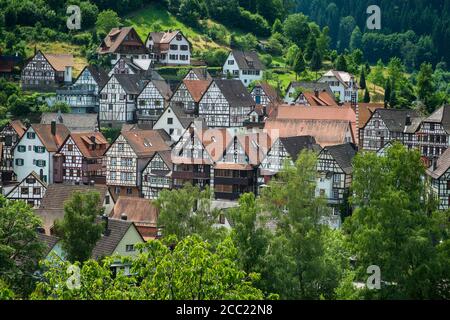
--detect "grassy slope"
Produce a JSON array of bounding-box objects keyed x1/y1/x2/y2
[{"x1": 123, "y1": 3, "x2": 224, "y2": 52}]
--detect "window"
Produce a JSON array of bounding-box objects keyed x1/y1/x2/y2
[
  {"x1": 167, "y1": 117, "x2": 173, "y2": 125},
  {"x1": 68, "y1": 144, "x2": 73, "y2": 151},
  {"x1": 155, "y1": 100, "x2": 161, "y2": 106},
  {"x1": 33, "y1": 188, "x2": 41, "y2": 195},
  {"x1": 15, "y1": 159, "x2": 24, "y2": 166},
  {"x1": 117, "y1": 143, "x2": 125, "y2": 152},
  {"x1": 108, "y1": 104, "x2": 113, "y2": 111},
  {"x1": 36, "y1": 160, "x2": 46, "y2": 167},
  {"x1": 430, "y1": 123, "x2": 435, "y2": 131},
  {"x1": 126, "y1": 188, "x2": 132, "y2": 195},
  {"x1": 176, "y1": 34, "x2": 182, "y2": 41},
  {"x1": 115, "y1": 187, "x2": 120, "y2": 194},
  {"x1": 170, "y1": 44, "x2": 178, "y2": 50},
  {"x1": 105, "y1": 195, "x2": 110, "y2": 205},
  {"x1": 228, "y1": 60, "x2": 234, "y2": 65},
  {"x1": 126, "y1": 245, "x2": 135, "y2": 252},
  {"x1": 180, "y1": 45, "x2": 188, "y2": 51},
  {"x1": 21, "y1": 187, "x2": 29, "y2": 195},
  {"x1": 27, "y1": 132, "x2": 36, "y2": 139},
  {"x1": 110, "y1": 171, "x2": 116, "y2": 180},
  {"x1": 17, "y1": 145, "x2": 26, "y2": 152},
  {"x1": 169, "y1": 128, "x2": 174, "y2": 135},
  {"x1": 34, "y1": 146, "x2": 45, "y2": 153}
]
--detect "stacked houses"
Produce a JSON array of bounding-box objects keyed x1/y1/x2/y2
[{"x1": 5, "y1": 23, "x2": 450, "y2": 244}]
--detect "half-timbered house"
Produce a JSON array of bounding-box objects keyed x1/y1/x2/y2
[
  {"x1": 108, "y1": 57, "x2": 163, "y2": 80},
  {"x1": 105, "y1": 129, "x2": 170, "y2": 201},
  {"x1": 171, "y1": 80, "x2": 210, "y2": 116},
  {"x1": 259, "y1": 135, "x2": 320, "y2": 186},
  {"x1": 250, "y1": 82, "x2": 280, "y2": 108},
  {"x1": 97, "y1": 27, "x2": 150, "y2": 65},
  {"x1": 56, "y1": 65, "x2": 109, "y2": 113},
  {"x1": 415, "y1": 105, "x2": 450, "y2": 162},
  {"x1": 171, "y1": 120, "x2": 216, "y2": 189},
  {"x1": 222, "y1": 50, "x2": 264, "y2": 87},
  {"x1": 99, "y1": 74, "x2": 147, "y2": 127},
  {"x1": 361, "y1": 109, "x2": 421, "y2": 152},
  {"x1": 0, "y1": 120, "x2": 26, "y2": 182},
  {"x1": 316, "y1": 143, "x2": 357, "y2": 214},
  {"x1": 152, "y1": 103, "x2": 192, "y2": 142},
  {"x1": 283, "y1": 81, "x2": 334, "y2": 105},
  {"x1": 318, "y1": 70, "x2": 358, "y2": 104},
  {"x1": 426, "y1": 148, "x2": 450, "y2": 210},
  {"x1": 13, "y1": 122, "x2": 70, "y2": 184},
  {"x1": 214, "y1": 132, "x2": 271, "y2": 200},
  {"x1": 141, "y1": 150, "x2": 173, "y2": 199},
  {"x1": 184, "y1": 68, "x2": 212, "y2": 81},
  {"x1": 21, "y1": 50, "x2": 73, "y2": 91},
  {"x1": 136, "y1": 79, "x2": 172, "y2": 125},
  {"x1": 5, "y1": 171, "x2": 47, "y2": 208},
  {"x1": 198, "y1": 79, "x2": 255, "y2": 128},
  {"x1": 146, "y1": 30, "x2": 191, "y2": 66},
  {"x1": 54, "y1": 132, "x2": 109, "y2": 184}
]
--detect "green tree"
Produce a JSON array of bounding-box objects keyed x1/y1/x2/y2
[
  {"x1": 285, "y1": 44, "x2": 299, "y2": 67},
  {"x1": 259, "y1": 151, "x2": 341, "y2": 299},
  {"x1": 32, "y1": 235, "x2": 268, "y2": 300},
  {"x1": 363, "y1": 88, "x2": 370, "y2": 103},
  {"x1": 282, "y1": 13, "x2": 311, "y2": 49},
  {"x1": 229, "y1": 193, "x2": 269, "y2": 275},
  {"x1": 293, "y1": 51, "x2": 306, "y2": 79},
  {"x1": 349, "y1": 26, "x2": 362, "y2": 51},
  {"x1": 335, "y1": 54, "x2": 348, "y2": 72},
  {"x1": 310, "y1": 49, "x2": 322, "y2": 74},
  {"x1": 416, "y1": 62, "x2": 436, "y2": 113},
  {"x1": 384, "y1": 79, "x2": 392, "y2": 107},
  {"x1": 0, "y1": 197, "x2": 45, "y2": 297},
  {"x1": 345, "y1": 143, "x2": 448, "y2": 299},
  {"x1": 360, "y1": 68, "x2": 367, "y2": 90},
  {"x1": 271, "y1": 18, "x2": 283, "y2": 34},
  {"x1": 155, "y1": 185, "x2": 222, "y2": 241},
  {"x1": 95, "y1": 10, "x2": 120, "y2": 35},
  {"x1": 54, "y1": 192, "x2": 104, "y2": 263}
]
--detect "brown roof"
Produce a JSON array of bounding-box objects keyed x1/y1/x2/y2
[
  {"x1": 272, "y1": 105, "x2": 357, "y2": 143},
  {"x1": 65, "y1": 132, "x2": 109, "y2": 158},
  {"x1": 258, "y1": 82, "x2": 280, "y2": 102},
  {"x1": 265, "y1": 119, "x2": 353, "y2": 147},
  {"x1": 110, "y1": 196, "x2": 158, "y2": 227},
  {"x1": 352, "y1": 103, "x2": 385, "y2": 129},
  {"x1": 121, "y1": 129, "x2": 171, "y2": 157},
  {"x1": 31, "y1": 124, "x2": 70, "y2": 152},
  {"x1": 39, "y1": 183, "x2": 109, "y2": 211},
  {"x1": 43, "y1": 53, "x2": 74, "y2": 72},
  {"x1": 182, "y1": 80, "x2": 210, "y2": 102},
  {"x1": 97, "y1": 27, "x2": 147, "y2": 54},
  {"x1": 298, "y1": 91, "x2": 337, "y2": 106},
  {"x1": 426, "y1": 148, "x2": 450, "y2": 179},
  {"x1": 150, "y1": 30, "x2": 181, "y2": 44},
  {"x1": 10, "y1": 120, "x2": 26, "y2": 138}
]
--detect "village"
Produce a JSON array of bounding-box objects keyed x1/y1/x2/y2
[{"x1": 1, "y1": 25, "x2": 449, "y2": 264}]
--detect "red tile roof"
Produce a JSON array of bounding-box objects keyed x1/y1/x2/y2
[
  {"x1": 67, "y1": 132, "x2": 109, "y2": 159},
  {"x1": 182, "y1": 80, "x2": 210, "y2": 102},
  {"x1": 32, "y1": 124, "x2": 70, "y2": 152}
]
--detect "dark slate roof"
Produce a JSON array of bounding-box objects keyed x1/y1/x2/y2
[
  {"x1": 376, "y1": 109, "x2": 420, "y2": 133},
  {"x1": 152, "y1": 80, "x2": 172, "y2": 100},
  {"x1": 114, "y1": 74, "x2": 147, "y2": 94},
  {"x1": 279, "y1": 135, "x2": 321, "y2": 161},
  {"x1": 86, "y1": 65, "x2": 109, "y2": 88},
  {"x1": 37, "y1": 233, "x2": 60, "y2": 256},
  {"x1": 231, "y1": 50, "x2": 265, "y2": 70},
  {"x1": 324, "y1": 143, "x2": 357, "y2": 174},
  {"x1": 188, "y1": 68, "x2": 212, "y2": 81},
  {"x1": 426, "y1": 148, "x2": 450, "y2": 179},
  {"x1": 170, "y1": 103, "x2": 194, "y2": 128},
  {"x1": 288, "y1": 81, "x2": 334, "y2": 98},
  {"x1": 214, "y1": 79, "x2": 255, "y2": 108},
  {"x1": 91, "y1": 218, "x2": 136, "y2": 260},
  {"x1": 424, "y1": 105, "x2": 450, "y2": 133},
  {"x1": 39, "y1": 183, "x2": 108, "y2": 211}
]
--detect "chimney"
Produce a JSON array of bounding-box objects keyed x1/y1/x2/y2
[
  {"x1": 101, "y1": 214, "x2": 109, "y2": 235},
  {"x1": 314, "y1": 89, "x2": 319, "y2": 98},
  {"x1": 51, "y1": 120, "x2": 56, "y2": 136},
  {"x1": 36, "y1": 227, "x2": 45, "y2": 234},
  {"x1": 405, "y1": 114, "x2": 411, "y2": 126},
  {"x1": 432, "y1": 157, "x2": 438, "y2": 171},
  {"x1": 120, "y1": 213, "x2": 128, "y2": 221},
  {"x1": 90, "y1": 135, "x2": 96, "y2": 143}
]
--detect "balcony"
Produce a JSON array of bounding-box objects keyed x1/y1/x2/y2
[
  {"x1": 82, "y1": 162, "x2": 103, "y2": 172},
  {"x1": 172, "y1": 170, "x2": 210, "y2": 180},
  {"x1": 214, "y1": 176, "x2": 254, "y2": 186}
]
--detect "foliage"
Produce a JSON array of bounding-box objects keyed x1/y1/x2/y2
[
  {"x1": 95, "y1": 9, "x2": 121, "y2": 35},
  {"x1": 54, "y1": 191, "x2": 105, "y2": 263},
  {"x1": 0, "y1": 197, "x2": 45, "y2": 297},
  {"x1": 32, "y1": 235, "x2": 267, "y2": 300}
]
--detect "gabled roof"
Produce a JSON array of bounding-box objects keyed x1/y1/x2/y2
[
  {"x1": 84, "y1": 65, "x2": 109, "y2": 88},
  {"x1": 279, "y1": 136, "x2": 321, "y2": 161},
  {"x1": 257, "y1": 82, "x2": 280, "y2": 102},
  {"x1": 230, "y1": 50, "x2": 264, "y2": 70},
  {"x1": 321, "y1": 70, "x2": 357, "y2": 89},
  {"x1": 110, "y1": 57, "x2": 164, "y2": 80},
  {"x1": 322, "y1": 143, "x2": 357, "y2": 174},
  {"x1": 213, "y1": 79, "x2": 255, "y2": 108},
  {"x1": 63, "y1": 132, "x2": 109, "y2": 158},
  {"x1": 6, "y1": 171, "x2": 47, "y2": 198},
  {"x1": 353, "y1": 103, "x2": 385, "y2": 129},
  {"x1": 42, "y1": 52, "x2": 74, "y2": 71},
  {"x1": 91, "y1": 218, "x2": 143, "y2": 260},
  {"x1": 185, "y1": 68, "x2": 212, "y2": 81},
  {"x1": 114, "y1": 74, "x2": 147, "y2": 94},
  {"x1": 287, "y1": 81, "x2": 334, "y2": 98},
  {"x1": 10, "y1": 120, "x2": 27, "y2": 138},
  {"x1": 373, "y1": 109, "x2": 420, "y2": 133},
  {"x1": 39, "y1": 183, "x2": 109, "y2": 210},
  {"x1": 31, "y1": 124, "x2": 70, "y2": 152},
  {"x1": 97, "y1": 27, "x2": 147, "y2": 54},
  {"x1": 40, "y1": 113, "x2": 98, "y2": 132},
  {"x1": 296, "y1": 90, "x2": 338, "y2": 106},
  {"x1": 423, "y1": 105, "x2": 450, "y2": 133},
  {"x1": 151, "y1": 79, "x2": 172, "y2": 100},
  {"x1": 147, "y1": 30, "x2": 186, "y2": 44},
  {"x1": 168, "y1": 103, "x2": 194, "y2": 128},
  {"x1": 426, "y1": 148, "x2": 450, "y2": 179},
  {"x1": 120, "y1": 129, "x2": 171, "y2": 157},
  {"x1": 110, "y1": 197, "x2": 159, "y2": 227},
  {"x1": 37, "y1": 233, "x2": 60, "y2": 256},
  {"x1": 182, "y1": 80, "x2": 210, "y2": 102}
]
